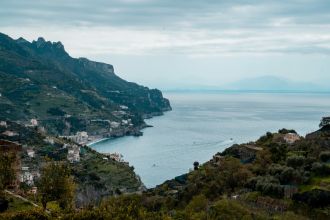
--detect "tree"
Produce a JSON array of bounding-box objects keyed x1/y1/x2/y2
[
  {"x1": 319, "y1": 151, "x2": 330, "y2": 162},
  {"x1": 193, "y1": 161, "x2": 199, "y2": 170},
  {"x1": 38, "y1": 162, "x2": 75, "y2": 210}
]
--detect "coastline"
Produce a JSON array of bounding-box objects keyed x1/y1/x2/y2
[
  {"x1": 87, "y1": 138, "x2": 109, "y2": 146},
  {"x1": 87, "y1": 110, "x2": 169, "y2": 147}
]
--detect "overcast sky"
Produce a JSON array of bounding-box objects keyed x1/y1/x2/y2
[{"x1": 1, "y1": 0, "x2": 330, "y2": 89}]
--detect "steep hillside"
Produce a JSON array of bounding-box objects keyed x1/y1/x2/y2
[
  {"x1": 0, "y1": 121, "x2": 143, "y2": 207},
  {"x1": 0, "y1": 33, "x2": 171, "y2": 136}
]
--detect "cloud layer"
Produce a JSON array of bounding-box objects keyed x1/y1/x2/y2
[
  {"x1": 1, "y1": 0, "x2": 330, "y2": 56},
  {"x1": 1, "y1": 0, "x2": 330, "y2": 88}
]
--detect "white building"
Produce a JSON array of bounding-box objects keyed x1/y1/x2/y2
[
  {"x1": 20, "y1": 171, "x2": 34, "y2": 186},
  {"x1": 67, "y1": 145, "x2": 80, "y2": 163},
  {"x1": 30, "y1": 119, "x2": 38, "y2": 126},
  {"x1": 284, "y1": 133, "x2": 301, "y2": 144},
  {"x1": 0, "y1": 121, "x2": 7, "y2": 127},
  {"x1": 22, "y1": 166, "x2": 29, "y2": 171},
  {"x1": 120, "y1": 105, "x2": 129, "y2": 110},
  {"x1": 75, "y1": 132, "x2": 88, "y2": 144},
  {"x1": 110, "y1": 122, "x2": 120, "y2": 129},
  {"x1": 44, "y1": 137, "x2": 55, "y2": 145},
  {"x1": 26, "y1": 149, "x2": 35, "y2": 158},
  {"x1": 121, "y1": 120, "x2": 129, "y2": 125},
  {"x1": 64, "y1": 131, "x2": 89, "y2": 145},
  {"x1": 2, "y1": 130, "x2": 18, "y2": 137}
]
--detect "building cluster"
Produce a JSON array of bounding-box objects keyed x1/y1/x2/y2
[
  {"x1": 0, "y1": 121, "x2": 7, "y2": 127},
  {"x1": 20, "y1": 166, "x2": 40, "y2": 186},
  {"x1": 44, "y1": 136, "x2": 55, "y2": 145},
  {"x1": 283, "y1": 133, "x2": 301, "y2": 144},
  {"x1": 109, "y1": 152, "x2": 124, "y2": 162},
  {"x1": 67, "y1": 144, "x2": 81, "y2": 163},
  {"x1": 1, "y1": 130, "x2": 18, "y2": 137},
  {"x1": 26, "y1": 118, "x2": 38, "y2": 127},
  {"x1": 62, "y1": 131, "x2": 89, "y2": 145},
  {"x1": 103, "y1": 152, "x2": 124, "y2": 162}
]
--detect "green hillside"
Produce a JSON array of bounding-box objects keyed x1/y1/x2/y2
[{"x1": 0, "y1": 33, "x2": 171, "y2": 135}]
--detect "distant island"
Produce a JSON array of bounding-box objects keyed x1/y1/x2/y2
[{"x1": 165, "y1": 76, "x2": 329, "y2": 93}]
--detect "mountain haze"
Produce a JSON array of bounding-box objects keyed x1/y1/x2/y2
[{"x1": 224, "y1": 76, "x2": 324, "y2": 91}]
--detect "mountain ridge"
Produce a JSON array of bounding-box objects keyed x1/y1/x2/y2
[{"x1": 0, "y1": 32, "x2": 171, "y2": 136}]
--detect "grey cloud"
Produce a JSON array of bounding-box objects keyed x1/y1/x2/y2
[
  {"x1": 1, "y1": 0, "x2": 330, "y2": 56},
  {"x1": 1, "y1": 0, "x2": 330, "y2": 28}
]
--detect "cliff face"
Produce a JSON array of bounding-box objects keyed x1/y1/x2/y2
[{"x1": 0, "y1": 32, "x2": 171, "y2": 135}]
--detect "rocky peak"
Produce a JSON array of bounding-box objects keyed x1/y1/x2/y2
[
  {"x1": 54, "y1": 41, "x2": 64, "y2": 50},
  {"x1": 16, "y1": 37, "x2": 29, "y2": 44},
  {"x1": 32, "y1": 37, "x2": 68, "y2": 57},
  {"x1": 35, "y1": 37, "x2": 47, "y2": 48}
]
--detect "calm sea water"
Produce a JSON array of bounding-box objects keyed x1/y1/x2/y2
[{"x1": 91, "y1": 92, "x2": 330, "y2": 188}]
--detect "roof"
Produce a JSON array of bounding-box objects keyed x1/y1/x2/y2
[{"x1": 0, "y1": 139, "x2": 22, "y2": 152}]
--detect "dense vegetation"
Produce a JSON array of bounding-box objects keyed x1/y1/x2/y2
[
  {"x1": 1, "y1": 126, "x2": 330, "y2": 219},
  {"x1": 0, "y1": 121, "x2": 143, "y2": 211},
  {"x1": 0, "y1": 32, "x2": 171, "y2": 135}
]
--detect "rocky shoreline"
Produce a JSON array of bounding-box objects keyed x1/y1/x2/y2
[{"x1": 87, "y1": 110, "x2": 169, "y2": 146}]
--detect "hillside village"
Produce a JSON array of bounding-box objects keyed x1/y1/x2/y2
[{"x1": 0, "y1": 119, "x2": 143, "y2": 210}]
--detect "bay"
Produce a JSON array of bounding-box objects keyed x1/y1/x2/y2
[{"x1": 91, "y1": 91, "x2": 330, "y2": 188}]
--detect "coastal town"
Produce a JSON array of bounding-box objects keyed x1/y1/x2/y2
[{"x1": 0, "y1": 118, "x2": 133, "y2": 201}]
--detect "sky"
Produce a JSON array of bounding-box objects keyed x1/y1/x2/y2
[{"x1": 1, "y1": 0, "x2": 330, "y2": 90}]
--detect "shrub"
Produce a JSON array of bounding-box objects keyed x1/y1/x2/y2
[
  {"x1": 209, "y1": 199, "x2": 254, "y2": 219},
  {"x1": 0, "y1": 198, "x2": 8, "y2": 213},
  {"x1": 292, "y1": 189, "x2": 330, "y2": 208},
  {"x1": 184, "y1": 194, "x2": 208, "y2": 219},
  {"x1": 257, "y1": 132, "x2": 273, "y2": 144},
  {"x1": 286, "y1": 156, "x2": 305, "y2": 168},
  {"x1": 246, "y1": 176, "x2": 284, "y2": 198},
  {"x1": 46, "y1": 107, "x2": 66, "y2": 116},
  {"x1": 279, "y1": 128, "x2": 297, "y2": 134},
  {"x1": 0, "y1": 208, "x2": 49, "y2": 220},
  {"x1": 269, "y1": 143, "x2": 287, "y2": 163},
  {"x1": 279, "y1": 167, "x2": 301, "y2": 185},
  {"x1": 319, "y1": 151, "x2": 330, "y2": 163},
  {"x1": 311, "y1": 162, "x2": 330, "y2": 176}
]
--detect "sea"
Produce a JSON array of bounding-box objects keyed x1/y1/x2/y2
[{"x1": 91, "y1": 91, "x2": 330, "y2": 188}]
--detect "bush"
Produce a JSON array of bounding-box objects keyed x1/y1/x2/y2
[
  {"x1": 279, "y1": 128, "x2": 297, "y2": 134},
  {"x1": 246, "y1": 176, "x2": 284, "y2": 198},
  {"x1": 0, "y1": 209, "x2": 49, "y2": 220},
  {"x1": 279, "y1": 167, "x2": 301, "y2": 185},
  {"x1": 286, "y1": 156, "x2": 305, "y2": 168},
  {"x1": 319, "y1": 151, "x2": 330, "y2": 162},
  {"x1": 257, "y1": 132, "x2": 273, "y2": 144},
  {"x1": 311, "y1": 162, "x2": 330, "y2": 176},
  {"x1": 46, "y1": 107, "x2": 66, "y2": 116},
  {"x1": 209, "y1": 199, "x2": 254, "y2": 219},
  {"x1": 0, "y1": 198, "x2": 8, "y2": 213},
  {"x1": 184, "y1": 194, "x2": 208, "y2": 219},
  {"x1": 268, "y1": 143, "x2": 287, "y2": 163},
  {"x1": 292, "y1": 189, "x2": 330, "y2": 208}
]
